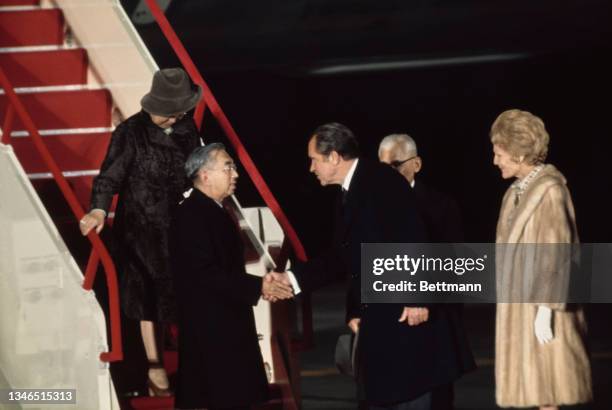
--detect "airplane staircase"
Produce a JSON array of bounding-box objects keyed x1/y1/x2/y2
[
  {"x1": 0, "y1": 1, "x2": 112, "y2": 216},
  {"x1": 1, "y1": 0, "x2": 307, "y2": 409}
]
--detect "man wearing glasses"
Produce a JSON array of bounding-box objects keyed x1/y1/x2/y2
[
  {"x1": 170, "y1": 143, "x2": 293, "y2": 410},
  {"x1": 379, "y1": 134, "x2": 476, "y2": 409},
  {"x1": 378, "y1": 134, "x2": 463, "y2": 243}
]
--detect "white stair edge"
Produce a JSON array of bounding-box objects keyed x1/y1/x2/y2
[
  {"x1": 0, "y1": 5, "x2": 55, "y2": 12},
  {"x1": 0, "y1": 45, "x2": 79, "y2": 53},
  {"x1": 0, "y1": 43, "x2": 144, "y2": 53},
  {"x1": 10, "y1": 127, "x2": 114, "y2": 138},
  {"x1": 0, "y1": 84, "x2": 107, "y2": 94},
  {"x1": 27, "y1": 169, "x2": 100, "y2": 180},
  {"x1": 0, "y1": 83, "x2": 147, "y2": 94}
]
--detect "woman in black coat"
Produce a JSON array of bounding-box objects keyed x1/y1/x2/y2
[{"x1": 80, "y1": 68, "x2": 202, "y2": 396}]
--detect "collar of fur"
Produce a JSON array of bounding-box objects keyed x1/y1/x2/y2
[{"x1": 500, "y1": 164, "x2": 567, "y2": 243}]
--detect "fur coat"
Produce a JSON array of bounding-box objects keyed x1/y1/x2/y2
[{"x1": 494, "y1": 164, "x2": 592, "y2": 407}]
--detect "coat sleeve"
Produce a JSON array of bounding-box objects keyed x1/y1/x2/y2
[
  {"x1": 345, "y1": 279, "x2": 361, "y2": 322},
  {"x1": 292, "y1": 243, "x2": 362, "y2": 323},
  {"x1": 174, "y1": 206, "x2": 262, "y2": 307},
  {"x1": 90, "y1": 123, "x2": 135, "y2": 213},
  {"x1": 291, "y1": 244, "x2": 347, "y2": 293},
  {"x1": 530, "y1": 184, "x2": 575, "y2": 311}
]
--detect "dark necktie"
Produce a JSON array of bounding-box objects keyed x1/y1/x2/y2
[{"x1": 341, "y1": 188, "x2": 348, "y2": 206}]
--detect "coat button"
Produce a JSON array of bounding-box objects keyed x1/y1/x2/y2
[
  {"x1": 351, "y1": 273, "x2": 357, "y2": 278},
  {"x1": 341, "y1": 242, "x2": 348, "y2": 248}
]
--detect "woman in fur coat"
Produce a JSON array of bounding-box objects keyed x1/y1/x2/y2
[{"x1": 491, "y1": 109, "x2": 592, "y2": 410}]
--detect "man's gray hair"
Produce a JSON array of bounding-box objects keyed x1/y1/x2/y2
[
  {"x1": 378, "y1": 134, "x2": 418, "y2": 158},
  {"x1": 185, "y1": 142, "x2": 226, "y2": 180}
]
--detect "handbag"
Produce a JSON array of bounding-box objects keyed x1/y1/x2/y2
[{"x1": 334, "y1": 331, "x2": 359, "y2": 377}]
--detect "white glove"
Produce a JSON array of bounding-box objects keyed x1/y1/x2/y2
[{"x1": 534, "y1": 306, "x2": 554, "y2": 344}]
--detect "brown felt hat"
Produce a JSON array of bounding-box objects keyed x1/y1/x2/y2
[{"x1": 140, "y1": 68, "x2": 202, "y2": 117}]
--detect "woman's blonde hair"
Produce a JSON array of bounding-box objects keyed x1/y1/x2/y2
[{"x1": 490, "y1": 109, "x2": 549, "y2": 164}]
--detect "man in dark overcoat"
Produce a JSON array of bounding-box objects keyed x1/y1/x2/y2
[
  {"x1": 170, "y1": 143, "x2": 293, "y2": 410},
  {"x1": 379, "y1": 133, "x2": 476, "y2": 409},
  {"x1": 271, "y1": 123, "x2": 473, "y2": 409}
]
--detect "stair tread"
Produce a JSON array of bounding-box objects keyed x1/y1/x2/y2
[
  {"x1": 0, "y1": 45, "x2": 77, "y2": 52},
  {"x1": 0, "y1": 1, "x2": 40, "y2": 5},
  {"x1": 0, "y1": 49, "x2": 87, "y2": 87},
  {"x1": 11, "y1": 132, "x2": 111, "y2": 173},
  {"x1": 11, "y1": 126, "x2": 114, "y2": 136},
  {"x1": 0, "y1": 9, "x2": 64, "y2": 47},
  {"x1": 0, "y1": 89, "x2": 112, "y2": 130}
]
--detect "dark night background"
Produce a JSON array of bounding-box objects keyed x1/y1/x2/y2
[{"x1": 120, "y1": 0, "x2": 612, "y2": 253}]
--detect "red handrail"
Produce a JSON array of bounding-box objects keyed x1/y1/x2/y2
[
  {"x1": 0, "y1": 67, "x2": 123, "y2": 363},
  {"x1": 144, "y1": 0, "x2": 308, "y2": 264}
]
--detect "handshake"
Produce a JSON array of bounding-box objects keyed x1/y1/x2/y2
[{"x1": 261, "y1": 271, "x2": 294, "y2": 302}]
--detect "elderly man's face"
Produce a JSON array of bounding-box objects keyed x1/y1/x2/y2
[
  {"x1": 379, "y1": 148, "x2": 421, "y2": 184},
  {"x1": 308, "y1": 137, "x2": 339, "y2": 186},
  {"x1": 203, "y1": 150, "x2": 238, "y2": 201}
]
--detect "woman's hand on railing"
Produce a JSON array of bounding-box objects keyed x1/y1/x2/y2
[{"x1": 80, "y1": 209, "x2": 106, "y2": 235}]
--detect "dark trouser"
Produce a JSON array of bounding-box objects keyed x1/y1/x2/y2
[
  {"x1": 368, "y1": 391, "x2": 432, "y2": 410},
  {"x1": 176, "y1": 407, "x2": 250, "y2": 410},
  {"x1": 366, "y1": 383, "x2": 454, "y2": 410},
  {"x1": 209, "y1": 407, "x2": 250, "y2": 410},
  {"x1": 431, "y1": 383, "x2": 453, "y2": 410}
]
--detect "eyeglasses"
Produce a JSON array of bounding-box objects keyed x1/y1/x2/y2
[
  {"x1": 223, "y1": 163, "x2": 237, "y2": 172},
  {"x1": 209, "y1": 163, "x2": 238, "y2": 173},
  {"x1": 389, "y1": 156, "x2": 417, "y2": 169}
]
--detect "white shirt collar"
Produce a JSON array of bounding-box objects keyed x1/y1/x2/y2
[
  {"x1": 410, "y1": 178, "x2": 416, "y2": 188},
  {"x1": 342, "y1": 159, "x2": 359, "y2": 191}
]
